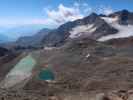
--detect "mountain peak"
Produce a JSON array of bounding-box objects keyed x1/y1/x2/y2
[
  {"x1": 120, "y1": 9, "x2": 129, "y2": 13},
  {"x1": 108, "y1": 9, "x2": 133, "y2": 25},
  {"x1": 89, "y1": 12, "x2": 98, "y2": 17},
  {"x1": 109, "y1": 9, "x2": 129, "y2": 17},
  {"x1": 86, "y1": 12, "x2": 99, "y2": 19}
]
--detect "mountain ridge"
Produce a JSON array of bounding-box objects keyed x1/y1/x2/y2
[
  {"x1": 42, "y1": 12, "x2": 118, "y2": 46},
  {"x1": 40, "y1": 10, "x2": 133, "y2": 47}
]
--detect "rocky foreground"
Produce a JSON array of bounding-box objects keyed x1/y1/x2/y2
[{"x1": 0, "y1": 89, "x2": 133, "y2": 100}]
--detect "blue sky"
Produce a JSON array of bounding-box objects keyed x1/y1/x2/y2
[{"x1": 0, "y1": 0, "x2": 133, "y2": 28}]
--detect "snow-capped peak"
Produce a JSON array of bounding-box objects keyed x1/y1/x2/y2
[{"x1": 98, "y1": 17, "x2": 133, "y2": 41}]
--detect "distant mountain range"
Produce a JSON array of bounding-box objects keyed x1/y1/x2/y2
[
  {"x1": 0, "y1": 24, "x2": 46, "y2": 42},
  {"x1": 0, "y1": 34, "x2": 11, "y2": 43},
  {"x1": 15, "y1": 28, "x2": 51, "y2": 47}
]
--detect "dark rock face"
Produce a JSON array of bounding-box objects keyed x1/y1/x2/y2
[
  {"x1": 99, "y1": 14, "x2": 107, "y2": 17},
  {"x1": 128, "y1": 12, "x2": 133, "y2": 24},
  {"x1": 109, "y1": 10, "x2": 133, "y2": 25},
  {"x1": 92, "y1": 22, "x2": 118, "y2": 39},
  {"x1": 0, "y1": 47, "x2": 9, "y2": 57},
  {"x1": 119, "y1": 10, "x2": 129, "y2": 25}
]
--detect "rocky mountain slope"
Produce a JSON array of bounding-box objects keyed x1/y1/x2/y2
[
  {"x1": 42, "y1": 13, "x2": 118, "y2": 46},
  {"x1": 0, "y1": 37, "x2": 132, "y2": 99},
  {"x1": 15, "y1": 28, "x2": 50, "y2": 47},
  {"x1": 26, "y1": 38, "x2": 133, "y2": 92}
]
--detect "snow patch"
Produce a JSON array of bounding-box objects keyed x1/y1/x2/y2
[
  {"x1": 98, "y1": 17, "x2": 133, "y2": 41},
  {"x1": 44, "y1": 47, "x2": 56, "y2": 50},
  {"x1": 86, "y1": 53, "x2": 90, "y2": 58},
  {"x1": 69, "y1": 24, "x2": 97, "y2": 38}
]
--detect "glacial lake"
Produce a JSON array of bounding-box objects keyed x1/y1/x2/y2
[
  {"x1": 3, "y1": 54, "x2": 37, "y2": 88},
  {"x1": 39, "y1": 68, "x2": 54, "y2": 81}
]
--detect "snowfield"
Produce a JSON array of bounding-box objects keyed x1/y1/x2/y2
[
  {"x1": 69, "y1": 24, "x2": 97, "y2": 38},
  {"x1": 69, "y1": 16, "x2": 133, "y2": 41},
  {"x1": 98, "y1": 17, "x2": 133, "y2": 41},
  {"x1": 86, "y1": 53, "x2": 90, "y2": 58}
]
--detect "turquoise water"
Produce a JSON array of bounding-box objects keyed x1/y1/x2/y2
[
  {"x1": 39, "y1": 69, "x2": 54, "y2": 80},
  {"x1": 3, "y1": 54, "x2": 37, "y2": 88},
  {"x1": 8, "y1": 54, "x2": 36, "y2": 76}
]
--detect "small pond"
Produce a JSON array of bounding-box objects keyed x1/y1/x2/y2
[{"x1": 39, "y1": 68, "x2": 54, "y2": 81}]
